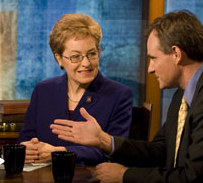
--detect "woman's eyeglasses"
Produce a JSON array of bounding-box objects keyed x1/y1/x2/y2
[{"x1": 62, "y1": 51, "x2": 99, "y2": 63}]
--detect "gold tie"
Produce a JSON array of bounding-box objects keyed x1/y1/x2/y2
[{"x1": 174, "y1": 96, "x2": 188, "y2": 167}]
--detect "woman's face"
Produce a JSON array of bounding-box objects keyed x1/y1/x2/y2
[{"x1": 56, "y1": 36, "x2": 99, "y2": 86}]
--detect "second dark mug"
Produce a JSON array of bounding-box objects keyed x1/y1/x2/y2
[
  {"x1": 3, "y1": 144, "x2": 26, "y2": 174},
  {"x1": 51, "y1": 151, "x2": 76, "y2": 182}
]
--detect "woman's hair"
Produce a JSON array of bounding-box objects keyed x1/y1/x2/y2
[
  {"x1": 147, "y1": 10, "x2": 203, "y2": 61},
  {"x1": 49, "y1": 13, "x2": 102, "y2": 57}
]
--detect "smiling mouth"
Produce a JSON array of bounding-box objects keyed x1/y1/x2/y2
[{"x1": 78, "y1": 69, "x2": 93, "y2": 74}]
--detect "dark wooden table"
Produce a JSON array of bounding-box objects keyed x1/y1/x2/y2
[{"x1": 0, "y1": 165, "x2": 99, "y2": 183}]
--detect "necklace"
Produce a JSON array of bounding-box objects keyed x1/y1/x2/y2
[{"x1": 67, "y1": 93, "x2": 80, "y2": 103}]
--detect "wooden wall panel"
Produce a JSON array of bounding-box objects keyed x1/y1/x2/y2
[{"x1": 146, "y1": 0, "x2": 165, "y2": 140}]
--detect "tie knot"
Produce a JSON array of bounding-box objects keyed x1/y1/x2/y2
[{"x1": 180, "y1": 96, "x2": 188, "y2": 111}]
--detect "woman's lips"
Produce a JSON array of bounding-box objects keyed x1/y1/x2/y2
[{"x1": 78, "y1": 69, "x2": 93, "y2": 75}]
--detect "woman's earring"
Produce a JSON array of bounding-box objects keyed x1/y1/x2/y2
[{"x1": 60, "y1": 65, "x2": 64, "y2": 70}]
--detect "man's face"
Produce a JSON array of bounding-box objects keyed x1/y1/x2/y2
[{"x1": 147, "y1": 31, "x2": 180, "y2": 89}]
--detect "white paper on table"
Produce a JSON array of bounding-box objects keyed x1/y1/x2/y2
[
  {"x1": 0, "y1": 158, "x2": 4, "y2": 165},
  {"x1": 23, "y1": 162, "x2": 51, "y2": 172},
  {"x1": 0, "y1": 162, "x2": 51, "y2": 172}
]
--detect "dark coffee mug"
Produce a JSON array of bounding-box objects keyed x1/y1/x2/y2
[
  {"x1": 3, "y1": 144, "x2": 26, "y2": 174},
  {"x1": 51, "y1": 151, "x2": 76, "y2": 182}
]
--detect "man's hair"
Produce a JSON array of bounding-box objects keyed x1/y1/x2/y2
[
  {"x1": 147, "y1": 10, "x2": 203, "y2": 61},
  {"x1": 49, "y1": 13, "x2": 102, "y2": 56}
]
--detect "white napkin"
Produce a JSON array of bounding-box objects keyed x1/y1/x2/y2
[
  {"x1": 23, "y1": 162, "x2": 51, "y2": 172},
  {"x1": 0, "y1": 158, "x2": 4, "y2": 165},
  {"x1": 0, "y1": 162, "x2": 51, "y2": 172}
]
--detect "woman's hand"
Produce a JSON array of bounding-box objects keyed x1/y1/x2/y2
[
  {"x1": 34, "y1": 141, "x2": 66, "y2": 163},
  {"x1": 20, "y1": 137, "x2": 39, "y2": 163},
  {"x1": 21, "y1": 137, "x2": 66, "y2": 163}
]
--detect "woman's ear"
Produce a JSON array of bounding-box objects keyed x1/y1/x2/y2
[
  {"x1": 172, "y1": 46, "x2": 182, "y2": 64},
  {"x1": 54, "y1": 53, "x2": 64, "y2": 69}
]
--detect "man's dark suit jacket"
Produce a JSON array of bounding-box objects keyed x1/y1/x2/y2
[
  {"x1": 18, "y1": 71, "x2": 133, "y2": 166},
  {"x1": 112, "y1": 72, "x2": 203, "y2": 183}
]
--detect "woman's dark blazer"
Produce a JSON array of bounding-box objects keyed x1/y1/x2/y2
[{"x1": 18, "y1": 71, "x2": 133, "y2": 166}]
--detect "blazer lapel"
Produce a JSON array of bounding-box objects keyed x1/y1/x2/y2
[
  {"x1": 69, "y1": 71, "x2": 104, "y2": 121},
  {"x1": 53, "y1": 74, "x2": 69, "y2": 118}
]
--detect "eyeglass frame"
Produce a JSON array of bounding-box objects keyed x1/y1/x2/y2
[{"x1": 61, "y1": 50, "x2": 100, "y2": 63}]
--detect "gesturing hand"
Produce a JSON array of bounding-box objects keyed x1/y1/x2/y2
[{"x1": 50, "y1": 107, "x2": 103, "y2": 147}]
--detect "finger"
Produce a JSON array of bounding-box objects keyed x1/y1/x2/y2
[
  {"x1": 54, "y1": 119, "x2": 74, "y2": 127},
  {"x1": 34, "y1": 155, "x2": 51, "y2": 163},
  {"x1": 20, "y1": 140, "x2": 38, "y2": 150},
  {"x1": 25, "y1": 152, "x2": 39, "y2": 163},
  {"x1": 22, "y1": 144, "x2": 37, "y2": 152},
  {"x1": 26, "y1": 154, "x2": 39, "y2": 161},
  {"x1": 52, "y1": 128, "x2": 73, "y2": 136},
  {"x1": 50, "y1": 124, "x2": 72, "y2": 132},
  {"x1": 26, "y1": 148, "x2": 38, "y2": 155},
  {"x1": 94, "y1": 163, "x2": 107, "y2": 177},
  {"x1": 80, "y1": 107, "x2": 95, "y2": 121},
  {"x1": 33, "y1": 159, "x2": 48, "y2": 163},
  {"x1": 20, "y1": 141, "x2": 32, "y2": 146},
  {"x1": 93, "y1": 169, "x2": 101, "y2": 180},
  {"x1": 25, "y1": 159, "x2": 35, "y2": 163},
  {"x1": 31, "y1": 137, "x2": 39, "y2": 144},
  {"x1": 94, "y1": 164, "x2": 101, "y2": 176}
]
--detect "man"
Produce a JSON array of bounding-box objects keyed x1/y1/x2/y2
[{"x1": 50, "y1": 10, "x2": 203, "y2": 183}]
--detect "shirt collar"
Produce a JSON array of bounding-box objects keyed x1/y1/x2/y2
[{"x1": 184, "y1": 63, "x2": 203, "y2": 106}]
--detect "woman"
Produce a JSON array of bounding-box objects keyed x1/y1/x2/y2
[{"x1": 18, "y1": 13, "x2": 133, "y2": 166}]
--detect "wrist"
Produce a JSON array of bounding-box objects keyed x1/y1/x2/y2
[{"x1": 98, "y1": 131, "x2": 112, "y2": 153}]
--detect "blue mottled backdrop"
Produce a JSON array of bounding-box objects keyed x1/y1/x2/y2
[
  {"x1": 2, "y1": 0, "x2": 203, "y2": 124},
  {"x1": 0, "y1": 0, "x2": 147, "y2": 107}
]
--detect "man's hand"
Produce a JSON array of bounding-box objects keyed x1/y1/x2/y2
[
  {"x1": 93, "y1": 162, "x2": 128, "y2": 183},
  {"x1": 50, "y1": 107, "x2": 112, "y2": 153},
  {"x1": 20, "y1": 137, "x2": 39, "y2": 163}
]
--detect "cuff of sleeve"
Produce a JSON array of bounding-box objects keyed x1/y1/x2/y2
[{"x1": 103, "y1": 136, "x2": 115, "y2": 159}]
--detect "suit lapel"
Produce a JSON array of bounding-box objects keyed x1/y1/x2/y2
[
  {"x1": 176, "y1": 71, "x2": 203, "y2": 167},
  {"x1": 189, "y1": 72, "x2": 203, "y2": 113}
]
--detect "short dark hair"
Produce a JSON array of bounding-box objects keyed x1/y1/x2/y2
[{"x1": 147, "y1": 10, "x2": 203, "y2": 62}]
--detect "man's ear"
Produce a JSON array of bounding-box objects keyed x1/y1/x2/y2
[{"x1": 172, "y1": 46, "x2": 182, "y2": 64}]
